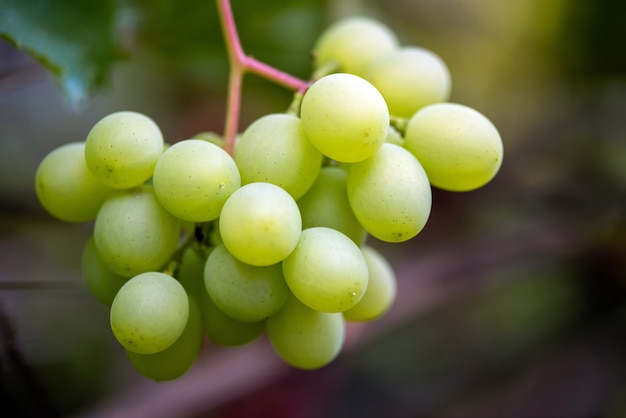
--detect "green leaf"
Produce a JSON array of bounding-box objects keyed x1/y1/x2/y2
[{"x1": 0, "y1": 0, "x2": 124, "y2": 105}]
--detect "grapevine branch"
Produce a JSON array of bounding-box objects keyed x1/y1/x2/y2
[{"x1": 216, "y1": 0, "x2": 309, "y2": 155}]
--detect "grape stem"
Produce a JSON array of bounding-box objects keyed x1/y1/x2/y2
[{"x1": 216, "y1": 0, "x2": 310, "y2": 155}]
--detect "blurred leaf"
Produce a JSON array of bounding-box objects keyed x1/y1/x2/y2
[{"x1": 0, "y1": 0, "x2": 124, "y2": 105}]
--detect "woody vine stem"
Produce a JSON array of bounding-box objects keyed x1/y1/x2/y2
[{"x1": 216, "y1": 0, "x2": 310, "y2": 156}]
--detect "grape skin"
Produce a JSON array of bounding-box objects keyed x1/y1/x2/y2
[
  {"x1": 313, "y1": 16, "x2": 398, "y2": 77},
  {"x1": 404, "y1": 103, "x2": 504, "y2": 192},
  {"x1": 347, "y1": 143, "x2": 432, "y2": 243},
  {"x1": 300, "y1": 73, "x2": 389, "y2": 163},
  {"x1": 110, "y1": 272, "x2": 189, "y2": 355},
  {"x1": 84, "y1": 111, "x2": 164, "y2": 189},
  {"x1": 153, "y1": 139, "x2": 241, "y2": 222},
  {"x1": 35, "y1": 142, "x2": 112, "y2": 222},
  {"x1": 282, "y1": 227, "x2": 369, "y2": 313}
]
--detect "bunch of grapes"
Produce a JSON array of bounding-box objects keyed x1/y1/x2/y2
[{"x1": 34, "y1": 15, "x2": 503, "y2": 381}]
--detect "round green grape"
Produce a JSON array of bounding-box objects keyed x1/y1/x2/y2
[
  {"x1": 343, "y1": 245, "x2": 397, "y2": 322},
  {"x1": 204, "y1": 244, "x2": 289, "y2": 322},
  {"x1": 153, "y1": 139, "x2": 240, "y2": 222},
  {"x1": 81, "y1": 236, "x2": 128, "y2": 305},
  {"x1": 84, "y1": 111, "x2": 164, "y2": 189},
  {"x1": 126, "y1": 295, "x2": 203, "y2": 381},
  {"x1": 404, "y1": 103, "x2": 503, "y2": 191},
  {"x1": 347, "y1": 143, "x2": 431, "y2": 242},
  {"x1": 267, "y1": 295, "x2": 345, "y2": 370},
  {"x1": 110, "y1": 272, "x2": 189, "y2": 354},
  {"x1": 219, "y1": 182, "x2": 301, "y2": 266},
  {"x1": 200, "y1": 291, "x2": 265, "y2": 346},
  {"x1": 366, "y1": 46, "x2": 452, "y2": 118},
  {"x1": 235, "y1": 113, "x2": 322, "y2": 199},
  {"x1": 94, "y1": 186, "x2": 181, "y2": 277},
  {"x1": 297, "y1": 166, "x2": 366, "y2": 245},
  {"x1": 282, "y1": 227, "x2": 368, "y2": 313},
  {"x1": 300, "y1": 73, "x2": 389, "y2": 163},
  {"x1": 35, "y1": 142, "x2": 112, "y2": 222},
  {"x1": 313, "y1": 16, "x2": 398, "y2": 77}
]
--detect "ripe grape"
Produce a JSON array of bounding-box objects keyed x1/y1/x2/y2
[
  {"x1": 35, "y1": 142, "x2": 112, "y2": 222},
  {"x1": 235, "y1": 113, "x2": 322, "y2": 199},
  {"x1": 153, "y1": 139, "x2": 240, "y2": 222},
  {"x1": 300, "y1": 73, "x2": 389, "y2": 163},
  {"x1": 343, "y1": 245, "x2": 397, "y2": 322},
  {"x1": 366, "y1": 46, "x2": 452, "y2": 118},
  {"x1": 267, "y1": 295, "x2": 345, "y2": 370},
  {"x1": 200, "y1": 291, "x2": 265, "y2": 346},
  {"x1": 94, "y1": 186, "x2": 181, "y2": 277},
  {"x1": 81, "y1": 236, "x2": 128, "y2": 306},
  {"x1": 204, "y1": 244, "x2": 289, "y2": 322},
  {"x1": 347, "y1": 143, "x2": 432, "y2": 242},
  {"x1": 404, "y1": 103, "x2": 504, "y2": 191},
  {"x1": 219, "y1": 182, "x2": 301, "y2": 266},
  {"x1": 84, "y1": 111, "x2": 164, "y2": 189},
  {"x1": 282, "y1": 227, "x2": 368, "y2": 313},
  {"x1": 313, "y1": 16, "x2": 398, "y2": 77},
  {"x1": 297, "y1": 166, "x2": 366, "y2": 245},
  {"x1": 110, "y1": 272, "x2": 189, "y2": 355},
  {"x1": 126, "y1": 296, "x2": 203, "y2": 381}
]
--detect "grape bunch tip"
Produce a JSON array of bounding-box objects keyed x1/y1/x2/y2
[{"x1": 34, "y1": 9, "x2": 503, "y2": 380}]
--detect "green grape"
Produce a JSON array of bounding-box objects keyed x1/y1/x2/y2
[
  {"x1": 204, "y1": 244, "x2": 289, "y2": 322},
  {"x1": 153, "y1": 139, "x2": 240, "y2": 222},
  {"x1": 235, "y1": 113, "x2": 322, "y2": 199},
  {"x1": 84, "y1": 111, "x2": 164, "y2": 189},
  {"x1": 267, "y1": 295, "x2": 345, "y2": 370},
  {"x1": 177, "y1": 246, "x2": 208, "y2": 296},
  {"x1": 200, "y1": 290, "x2": 265, "y2": 346},
  {"x1": 343, "y1": 245, "x2": 397, "y2": 322},
  {"x1": 347, "y1": 143, "x2": 431, "y2": 243},
  {"x1": 94, "y1": 186, "x2": 181, "y2": 277},
  {"x1": 300, "y1": 73, "x2": 389, "y2": 163},
  {"x1": 110, "y1": 272, "x2": 189, "y2": 354},
  {"x1": 81, "y1": 236, "x2": 128, "y2": 305},
  {"x1": 313, "y1": 16, "x2": 398, "y2": 77},
  {"x1": 35, "y1": 142, "x2": 112, "y2": 222},
  {"x1": 126, "y1": 295, "x2": 203, "y2": 381},
  {"x1": 282, "y1": 227, "x2": 368, "y2": 313},
  {"x1": 385, "y1": 126, "x2": 404, "y2": 146},
  {"x1": 219, "y1": 182, "x2": 301, "y2": 266},
  {"x1": 297, "y1": 166, "x2": 366, "y2": 245},
  {"x1": 404, "y1": 103, "x2": 504, "y2": 191},
  {"x1": 366, "y1": 47, "x2": 452, "y2": 118}
]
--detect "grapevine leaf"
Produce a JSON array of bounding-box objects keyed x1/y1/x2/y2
[{"x1": 0, "y1": 0, "x2": 125, "y2": 105}]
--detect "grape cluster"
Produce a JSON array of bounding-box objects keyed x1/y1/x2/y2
[{"x1": 34, "y1": 16, "x2": 503, "y2": 380}]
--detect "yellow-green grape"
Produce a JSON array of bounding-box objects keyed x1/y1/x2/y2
[
  {"x1": 347, "y1": 143, "x2": 431, "y2": 243},
  {"x1": 35, "y1": 142, "x2": 112, "y2": 222},
  {"x1": 282, "y1": 227, "x2": 368, "y2": 313},
  {"x1": 404, "y1": 103, "x2": 504, "y2": 191},
  {"x1": 94, "y1": 186, "x2": 181, "y2": 277},
  {"x1": 385, "y1": 126, "x2": 404, "y2": 146},
  {"x1": 313, "y1": 16, "x2": 398, "y2": 77},
  {"x1": 343, "y1": 245, "x2": 397, "y2": 322},
  {"x1": 219, "y1": 182, "x2": 301, "y2": 266},
  {"x1": 84, "y1": 111, "x2": 164, "y2": 189},
  {"x1": 267, "y1": 295, "x2": 345, "y2": 370},
  {"x1": 153, "y1": 139, "x2": 240, "y2": 222},
  {"x1": 81, "y1": 236, "x2": 127, "y2": 306},
  {"x1": 110, "y1": 272, "x2": 189, "y2": 354},
  {"x1": 126, "y1": 296, "x2": 203, "y2": 381},
  {"x1": 204, "y1": 244, "x2": 289, "y2": 322},
  {"x1": 300, "y1": 73, "x2": 389, "y2": 163},
  {"x1": 235, "y1": 113, "x2": 322, "y2": 200},
  {"x1": 297, "y1": 166, "x2": 366, "y2": 245},
  {"x1": 366, "y1": 47, "x2": 452, "y2": 118}
]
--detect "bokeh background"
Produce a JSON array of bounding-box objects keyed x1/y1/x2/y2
[{"x1": 1, "y1": 0, "x2": 625, "y2": 417}]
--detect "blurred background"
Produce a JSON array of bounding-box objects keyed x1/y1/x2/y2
[{"x1": 1, "y1": 0, "x2": 625, "y2": 417}]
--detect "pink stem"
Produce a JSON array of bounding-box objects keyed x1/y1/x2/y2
[{"x1": 216, "y1": 0, "x2": 310, "y2": 155}]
